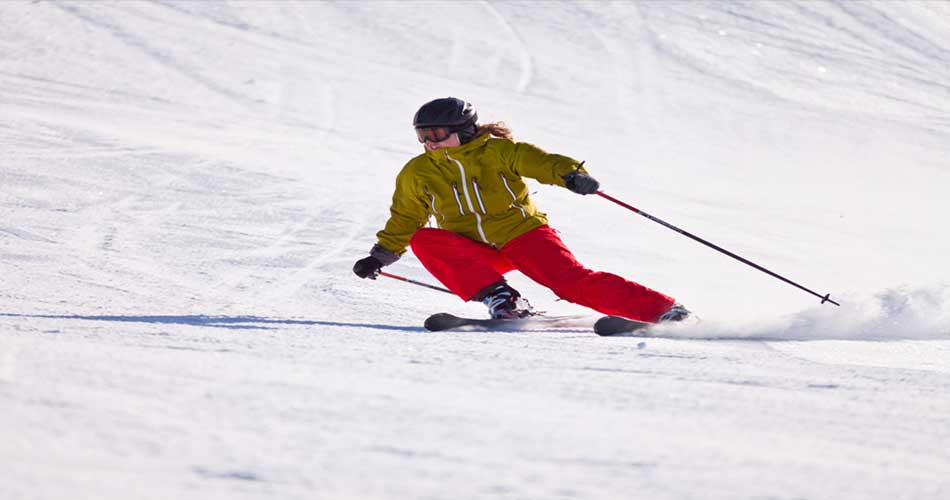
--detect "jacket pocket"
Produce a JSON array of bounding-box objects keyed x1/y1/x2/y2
[{"x1": 450, "y1": 182, "x2": 466, "y2": 216}]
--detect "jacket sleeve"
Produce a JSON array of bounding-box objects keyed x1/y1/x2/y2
[
  {"x1": 375, "y1": 167, "x2": 430, "y2": 255},
  {"x1": 508, "y1": 141, "x2": 587, "y2": 187}
]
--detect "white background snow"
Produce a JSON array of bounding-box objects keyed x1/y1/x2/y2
[{"x1": 3, "y1": 1, "x2": 950, "y2": 499}]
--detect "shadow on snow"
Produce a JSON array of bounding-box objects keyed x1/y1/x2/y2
[{"x1": 0, "y1": 313, "x2": 424, "y2": 332}]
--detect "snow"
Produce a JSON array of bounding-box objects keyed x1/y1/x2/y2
[{"x1": 2, "y1": 1, "x2": 949, "y2": 499}]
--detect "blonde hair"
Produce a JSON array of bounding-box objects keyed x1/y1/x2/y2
[{"x1": 476, "y1": 122, "x2": 513, "y2": 140}]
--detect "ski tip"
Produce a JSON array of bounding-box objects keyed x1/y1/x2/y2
[
  {"x1": 423, "y1": 313, "x2": 456, "y2": 332},
  {"x1": 593, "y1": 315, "x2": 652, "y2": 336}
]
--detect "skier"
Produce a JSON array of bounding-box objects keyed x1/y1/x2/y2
[{"x1": 353, "y1": 97, "x2": 689, "y2": 323}]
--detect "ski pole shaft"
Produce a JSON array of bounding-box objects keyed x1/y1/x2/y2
[
  {"x1": 379, "y1": 271, "x2": 455, "y2": 295},
  {"x1": 596, "y1": 191, "x2": 840, "y2": 306}
]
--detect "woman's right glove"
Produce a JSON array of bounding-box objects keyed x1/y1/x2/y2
[
  {"x1": 353, "y1": 244, "x2": 400, "y2": 279},
  {"x1": 353, "y1": 256, "x2": 383, "y2": 279},
  {"x1": 562, "y1": 170, "x2": 601, "y2": 195}
]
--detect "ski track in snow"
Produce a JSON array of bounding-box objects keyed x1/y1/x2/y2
[
  {"x1": 479, "y1": 1, "x2": 534, "y2": 94},
  {"x1": 2, "y1": 2, "x2": 950, "y2": 499}
]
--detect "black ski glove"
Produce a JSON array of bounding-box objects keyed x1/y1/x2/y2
[
  {"x1": 353, "y1": 256, "x2": 383, "y2": 279},
  {"x1": 563, "y1": 170, "x2": 601, "y2": 195}
]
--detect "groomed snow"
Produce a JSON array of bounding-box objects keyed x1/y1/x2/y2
[{"x1": 2, "y1": 1, "x2": 949, "y2": 499}]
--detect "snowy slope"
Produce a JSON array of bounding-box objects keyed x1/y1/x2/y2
[{"x1": 2, "y1": 1, "x2": 950, "y2": 499}]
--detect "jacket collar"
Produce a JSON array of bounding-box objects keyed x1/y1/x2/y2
[{"x1": 423, "y1": 134, "x2": 491, "y2": 160}]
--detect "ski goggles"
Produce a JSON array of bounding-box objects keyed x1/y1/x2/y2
[{"x1": 416, "y1": 126, "x2": 453, "y2": 144}]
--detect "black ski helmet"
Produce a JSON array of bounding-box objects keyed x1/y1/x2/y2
[{"x1": 413, "y1": 97, "x2": 478, "y2": 143}]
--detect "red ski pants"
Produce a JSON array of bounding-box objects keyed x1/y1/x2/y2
[{"x1": 409, "y1": 225, "x2": 675, "y2": 322}]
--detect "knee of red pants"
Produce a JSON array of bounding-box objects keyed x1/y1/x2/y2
[{"x1": 409, "y1": 228, "x2": 513, "y2": 300}]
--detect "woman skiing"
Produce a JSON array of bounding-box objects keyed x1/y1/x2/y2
[{"x1": 353, "y1": 97, "x2": 688, "y2": 323}]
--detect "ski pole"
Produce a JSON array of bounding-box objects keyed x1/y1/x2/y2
[
  {"x1": 596, "y1": 191, "x2": 840, "y2": 306},
  {"x1": 379, "y1": 271, "x2": 455, "y2": 295}
]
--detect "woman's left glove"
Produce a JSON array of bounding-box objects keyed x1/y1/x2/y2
[{"x1": 563, "y1": 170, "x2": 601, "y2": 195}]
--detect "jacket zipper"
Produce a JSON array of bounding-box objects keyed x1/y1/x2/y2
[
  {"x1": 471, "y1": 177, "x2": 488, "y2": 214},
  {"x1": 499, "y1": 174, "x2": 528, "y2": 219},
  {"x1": 445, "y1": 151, "x2": 491, "y2": 245},
  {"x1": 423, "y1": 186, "x2": 445, "y2": 226}
]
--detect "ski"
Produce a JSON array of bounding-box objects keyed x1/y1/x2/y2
[
  {"x1": 423, "y1": 312, "x2": 586, "y2": 332},
  {"x1": 593, "y1": 315, "x2": 653, "y2": 336},
  {"x1": 424, "y1": 312, "x2": 657, "y2": 336}
]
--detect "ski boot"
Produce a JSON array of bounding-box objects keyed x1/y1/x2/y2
[
  {"x1": 477, "y1": 282, "x2": 534, "y2": 320},
  {"x1": 658, "y1": 303, "x2": 691, "y2": 323}
]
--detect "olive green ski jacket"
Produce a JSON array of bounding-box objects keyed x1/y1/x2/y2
[{"x1": 375, "y1": 134, "x2": 587, "y2": 255}]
